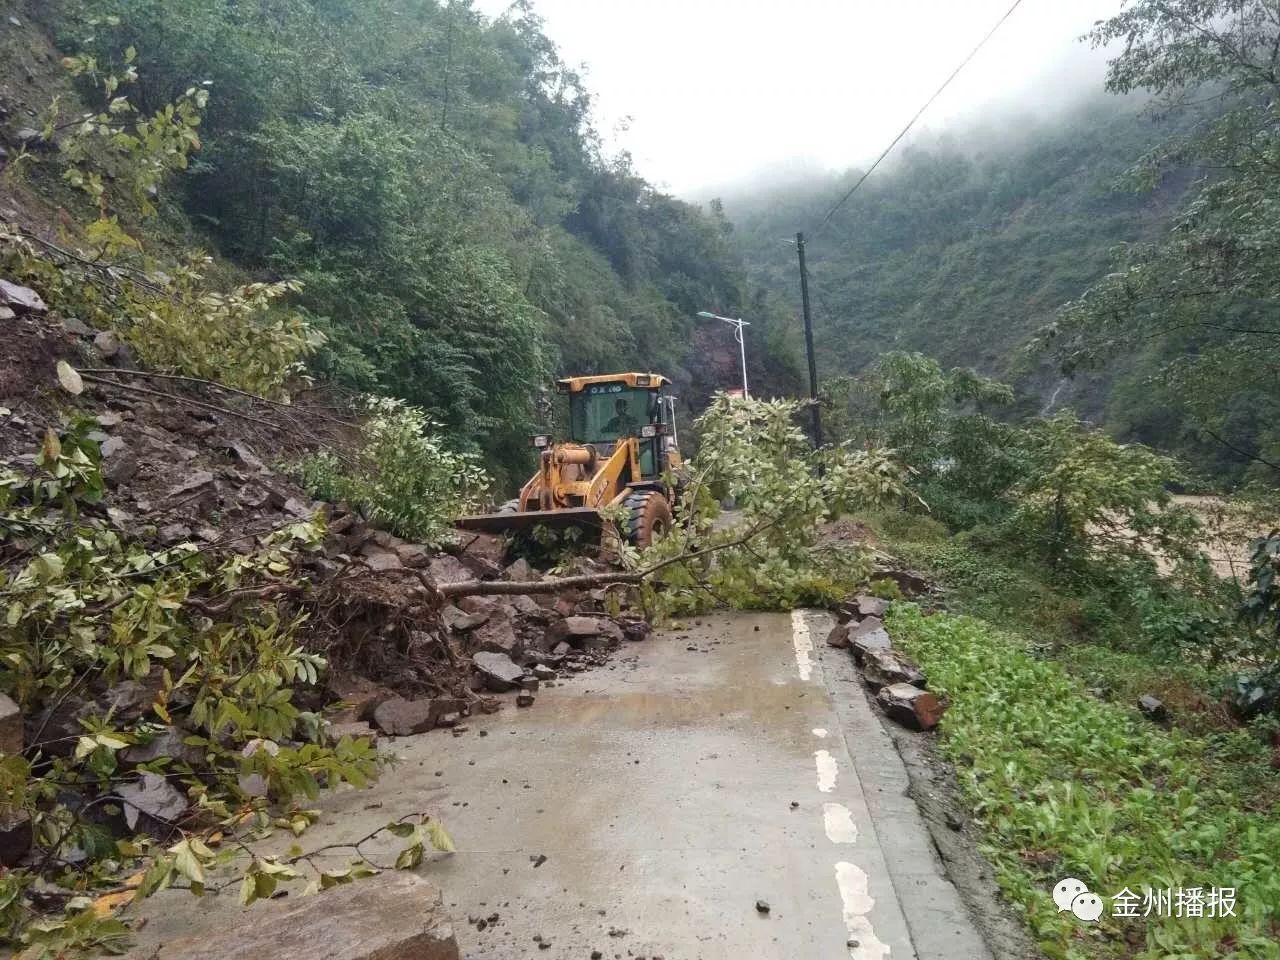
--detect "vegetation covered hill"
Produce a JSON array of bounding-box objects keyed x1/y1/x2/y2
[
  {"x1": 720, "y1": 95, "x2": 1223, "y2": 469},
  {"x1": 19, "y1": 0, "x2": 801, "y2": 483}
]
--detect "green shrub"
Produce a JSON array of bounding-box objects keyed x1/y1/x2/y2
[{"x1": 299, "y1": 397, "x2": 489, "y2": 546}]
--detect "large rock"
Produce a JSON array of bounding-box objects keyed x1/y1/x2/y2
[
  {"x1": 457, "y1": 595, "x2": 497, "y2": 615},
  {"x1": 327, "y1": 677, "x2": 395, "y2": 723},
  {"x1": 101, "y1": 678, "x2": 161, "y2": 723},
  {"x1": 1138, "y1": 694, "x2": 1168, "y2": 723},
  {"x1": 117, "y1": 772, "x2": 187, "y2": 830},
  {"x1": 100, "y1": 442, "x2": 139, "y2": 485},
  {"x1": 394, "y1": 542, "x2": 431, "y2": 569},
  {"x1": 855, "y1": 595, "x2": 892, "y2": 619},
  {"x1": 616, "y1": 617, "x2": 651, "y2": 642},
  {"x1": 456, "y1": 531, "x2": 506, "y2": 566},
  {"x1": 361, "y1": 548, "x2": 402, "y2": 572},
  {"x1": 0, "y1": 279, "x2": 46, "y2": 315},
  {"x1": 472, "y1": 651, "x2": 524, "y2": 692},
  {"x1": 440, "y1": 604, "x2": 487, "y2": 633},
  {"x1": 876, "y1": 683, "x2": 945, "y2": 731},
  {"x1": 470, "y1": 614, "x2": 524, "y2": 661},
  {"x1": 544, "y1": 616, "x2": 623, "y2": 651},
  {"x1": 870, "y1": 569, "x2": 929, "y2": 598},
  {"x1": 372, "y1": 697, "x2": 463, "y2": 737},
  {"x1": 144, "y1": 871, "x2": 459, "y2": 960},
  {"x1": 427, "y1": 555, "x2": 471, "y2": 585},
  {"x1": 503, "y1": 557, "x2": 537, "y2": 582},
  {"x1": 0, "y1": 693, "x2": 20, "y2": 755},
  {"x1": 861, "y1": 649, "x2": 927, "y2": 690},
  {"x1": 849, "y1": 621, "x2": 892, "y2": 666}
]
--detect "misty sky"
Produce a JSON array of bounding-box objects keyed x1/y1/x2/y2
[{"x1": 472, "y1": 0, "x2": 1126, "y2": 197}]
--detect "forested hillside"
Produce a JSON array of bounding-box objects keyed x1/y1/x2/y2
[
  {"x1": 721, "y1": 95, "x2": 1227, "y2": 472},
  {"x1": 24, "y1": 0, "x2": 801, "y2": 481}
]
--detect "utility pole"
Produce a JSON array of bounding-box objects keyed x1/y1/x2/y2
[{"x1": 795, "y1": 232, "x2": 823, "y2": 449}]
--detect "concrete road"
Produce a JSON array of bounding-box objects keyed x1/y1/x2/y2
[{"x1": 130, "y1": 611, "x2": 991, "y2": 960}]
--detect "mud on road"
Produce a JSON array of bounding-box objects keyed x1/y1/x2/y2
[{"x1": 128, "y1": 611, "x2": 1028, "y2": 960}]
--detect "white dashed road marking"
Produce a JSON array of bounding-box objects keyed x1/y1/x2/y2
[{"x1": 790, "y1": 608, "x2": 814, "y2": 681}]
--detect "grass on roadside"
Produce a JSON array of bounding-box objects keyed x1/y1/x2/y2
[{"x1": 888, "y1": 604, "x2": 1280, "y2": 960}]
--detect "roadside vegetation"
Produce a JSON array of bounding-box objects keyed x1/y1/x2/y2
[
  {"x1": 890, "y1": 605, "x2": 1280, "y2": 960},
  {"x1": 826, "y1": 346, "x2": 1280, "y2": 958}
]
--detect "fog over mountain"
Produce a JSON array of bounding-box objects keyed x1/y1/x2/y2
[{"x1": 474, "y1": 0, "x2": 1123, "y2": 197}]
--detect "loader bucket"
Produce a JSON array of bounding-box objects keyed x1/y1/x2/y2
[{"x1": 454, "y1": 506, "x2": 608, "y2": 538}]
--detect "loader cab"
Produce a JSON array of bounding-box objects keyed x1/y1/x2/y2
[{"x1": 558, "y1": 373, "x2": 676, "y2": 479}]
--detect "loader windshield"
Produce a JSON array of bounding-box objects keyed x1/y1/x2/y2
[{"x1": 569, "y1": 384, "x2": 656, "y2": 443}]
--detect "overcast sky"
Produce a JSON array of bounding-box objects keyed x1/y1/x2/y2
[{"x1": 472, "y1": 0, "x2": 1127, "y2": 197}]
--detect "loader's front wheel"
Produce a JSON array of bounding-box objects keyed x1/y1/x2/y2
[{"x1": 624, "y1": 491, "x2": 672, "y2": 549}]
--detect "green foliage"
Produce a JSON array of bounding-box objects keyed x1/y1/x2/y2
[
  {"x1": 0, "y1": 421, "x2": 404, "y2": 950},
  {"x1": 1051, "y1": 1, "x2": 1280, "y2": 485},
  {"x1": 1006, "y1": 412, "x2": 1198, "y2": 573},
  {"x1": 1, "y1": 42, "x2": 322, "y2": 402},
  {"x1": 726, "y1": 96, "x2": 1193, "y2": 440},
  {"x1": 40, "y1": 0, "x2": 801, "y2": 476},
  {"x1": 55, "y1": 48, "x2": 207, "y2": 217},
  {"x1": 889, "y1": 604, "x2": 1280, "y2": 960},
  {"x1": 629, "y1": 394, "x2": 905, "y2": 616},
  {"x1": 298, "y1": 397, "x2": 489, "y2": 546},
  {"x1": 826, "y1": 351, "x2": 1023, "y2": 527}
]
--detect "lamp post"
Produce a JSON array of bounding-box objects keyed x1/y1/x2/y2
[{"x1": 696, "y1": 311, "x2": 750, "y2": 400}]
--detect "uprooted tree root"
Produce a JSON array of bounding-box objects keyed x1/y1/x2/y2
[{"x1": 295, "y1": 567, "x2": 465, "y2": 699}]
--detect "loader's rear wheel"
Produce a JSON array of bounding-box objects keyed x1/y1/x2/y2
[{"x1": 624, "y1": 491, "x2": 672, "y2": 549}]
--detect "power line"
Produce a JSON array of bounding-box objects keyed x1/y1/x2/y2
[{"x1": 813, "y1": 0, "x2": 1027, "y2": 233}]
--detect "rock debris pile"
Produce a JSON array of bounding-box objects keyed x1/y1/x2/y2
[{"x1": 827, "y1": 590, "x2": 947, "y2": 732}]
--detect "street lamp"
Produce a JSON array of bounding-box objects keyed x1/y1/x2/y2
[{"x1": 696, "y1": 311, "x2": 750, "y2": 400}]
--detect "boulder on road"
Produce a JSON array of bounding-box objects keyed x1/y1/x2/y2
[
  {"x1": 861, "y1": 648, "x2": 927, "y2": 690},
  {"x1": 373, "y1": 697, "x2": 464, "y2": 737},
  {"x1": 152, "y1": 871, "x2": 459, "y2": 960},
  {"x1": 876, "y1": 683, "x2": 945, "y2": 731},
  {"x1": 849, "y1": 620, "x2": 891, "y2": 665},
  {"x1": 544, "y1": 616, "x2": 623, "y2": 651},
  {"x1": 473, "y1": 651, "x2": 524, "y2": 692},
  {"x1": 616, "y1": 617, "x2": 651, "y2": 642}
]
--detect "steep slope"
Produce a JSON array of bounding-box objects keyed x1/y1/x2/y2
[
  {"x1": 722, "y1": 96, "x2": 1196, "y2": 423},
  {"x1": 26, "y1": 0, "x2": 800, "y2": 481}
]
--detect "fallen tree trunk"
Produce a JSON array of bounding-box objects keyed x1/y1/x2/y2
[{"x1": 436, "y1": 513, "x2": 786, "y2": 598}]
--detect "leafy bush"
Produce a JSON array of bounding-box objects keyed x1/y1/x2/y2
[
  {"x1": 889, "y1": 604, "x2": 1280, "y2": 959},
  {"x1": 298, "y1": 397, "x2": 489, "y2": 546},
  {"x1": 1, "y1": 50, "x2": 321, "y2": 400},
  {"x1": 630, "y1": 394, "x2": 905, "y2": 616},
  {"x1": 0, "y1": 419, "x2": 432, "y2": 952}
]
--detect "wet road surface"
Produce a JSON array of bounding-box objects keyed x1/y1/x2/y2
[{"x1": 131, "y1": 610, "x2": 991, "y2": 959}]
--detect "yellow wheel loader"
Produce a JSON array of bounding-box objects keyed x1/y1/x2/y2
[{"x1": 456, "y1": 372, "x2": 684, "y2": 548}]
